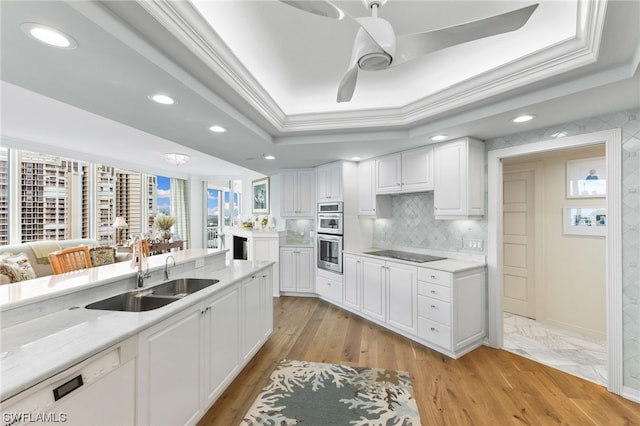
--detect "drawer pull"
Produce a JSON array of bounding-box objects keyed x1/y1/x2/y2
[
  {"x1": 430, "y1": 327, "x2": 437, "y2": 332},
  {"x1": 430, "y1": 305, "x2": 437, "y2": 309},
  {"x1": 430, "y1": 275, "x2": 437, "y2": 279},
  {"x1": 430, "y1": 290, "x2": 436, "y2": 294}
]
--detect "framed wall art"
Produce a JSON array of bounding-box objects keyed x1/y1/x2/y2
[
  {"x1": 563, "y1": 206, "x2": 606, "y2": 237},
  {"x1": 252, "y1": 177, "x2": 269, "y2": 214},
  {"x1": 566, "y1": 157, "x2": 606, "y2": 198}
]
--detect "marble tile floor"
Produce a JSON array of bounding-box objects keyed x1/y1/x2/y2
[{"x1": 502, "y1": 312, "x2": 608, "y2": 386}]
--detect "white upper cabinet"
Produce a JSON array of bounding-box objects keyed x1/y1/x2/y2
[
  {"x1": 402, "y1": 146, "x2": 434, "y2": 192},
  {"x1": 281, "y1": 170, "x2": 315, "y2": 217},
  {"x1": 433, "y1": 137, "x2": 485, "y2": 219},
  {"x1": 375, "y1": 154, "x2": 402, "y2": 194},
  {"x1": 317, "y1": 162, "x2": 343, "y2": 202},
  {"x1": 376, "y1": 146, "x2": 433, "y2": 194},
  {"x1": 357, "y1": 159, "x2": 391, "y2": 217}
]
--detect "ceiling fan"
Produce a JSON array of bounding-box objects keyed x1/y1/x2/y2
[{"x1": 279, "y1": 0, "x2": 539, "y2": 103}]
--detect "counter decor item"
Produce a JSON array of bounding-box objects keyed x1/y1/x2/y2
[
  {"x1": 153, "y1": 213, "x2": 175, "y2": 242},
  {"x1": 252, "y1": 177, "x2": 270, "y2": 214}
]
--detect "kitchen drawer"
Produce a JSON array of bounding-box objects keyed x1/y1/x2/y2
[
  {"x1": 417, "y1": 281, "x2": 451, "y2": 302},
  {"x1": 418, "y1": 295, "x2": 451, "y2": 326},
  {"x1": 418, "y1": 267, "x2": 451, "y2": 287},
  {"x1": 418, "y1": 317, "x2": 452, "y2": 350},
  {"x1": 316, "y1": 276, "x2": 343, "y2": 304}
]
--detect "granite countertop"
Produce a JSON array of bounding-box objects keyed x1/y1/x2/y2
[
  {"x1": 343, "y1": 247, "x2": 486, "y2": 273},
  {"x1": 0, "y1": 256, "x2": 274, "y2": 401}
]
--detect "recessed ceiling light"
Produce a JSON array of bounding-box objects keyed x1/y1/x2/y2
[
  {"x1": 551, "y1": 131, "x2": 568, "y2": 138},
  {"x1": 431, "y1": 134, "x2": 447, "y2": 141},
  {"x1": 263, "y1": 154, "x2": 276, "y2": 160},
  {"x1": 21, "y1": 23, "x2": 77, "y2": 49},
  {"x1": 209, "y1": 125, "x2": 227, "y2": 133},
  {"x1": 149, "y1": 94, "x2": 175, "y2": 105},
  {"x1": 351, "y1": 156, "x2": 362, "y2": 161},
  {"x1": 511, "y1": 114, "x2": 536, "y2": 123}
]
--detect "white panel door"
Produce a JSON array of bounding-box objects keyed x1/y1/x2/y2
[
  {"x1": 343, "y1": 254, "x2": 361, "y2": 310},
  {"x1": 503, "y1": 169, "x2": 536, "y2": 318},
  {"x1": 401, "y1": 146, "x2": 433, "y2": 192},
  {"x1": 387, "y1": 262, "x2": 418, "y2": 334},
  {"x1": 376, "y1": 154, "x2": 402, "y2": 194},
  {"x1": 297, "y1": 170, "x2": 316, "y2": 216},
  {"x1": 297, "y1": 248, "x2": 315, "y2": 293},
  {"x1": 140, "y1": 307, "x2": 202, "y2": 426},
  {"x1": 242, "y1": 274, "x2": 263, "y2": 361},
  {"x1": 280, "y1": 172, "x2": 298, "y2": 216},
  {"x1": 361, "y1": 257, "x2": 386, "y2": 322},
  {"x1": 204, "y1": 287, "x2": 240, "y2": 406}
]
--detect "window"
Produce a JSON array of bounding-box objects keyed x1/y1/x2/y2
[{"x1": 2, "y1": 147, "x2": 167, "y2": 245}]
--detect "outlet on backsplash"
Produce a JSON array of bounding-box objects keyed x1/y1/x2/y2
[{"x1": 463, "y1": 238, "x2": 484, "y2": 251}]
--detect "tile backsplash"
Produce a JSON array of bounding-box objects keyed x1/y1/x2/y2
[{"x1": 371, "y1": 192, "x2": 486, "y2": 253}]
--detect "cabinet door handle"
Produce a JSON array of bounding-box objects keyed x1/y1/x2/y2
[
  {"x1": 430, "y1": 290, "x2": 436, "y2": 294},
  {"x1": 327, "y1": 282, "x2": 331, "y2": 286},
  {"x1": 430, "y1": 305, "x2": 437, "y2": 309},
  {"x1": 430, "y1": 327, "x2": 438, "y2": 332},
  {"x1": 431, "y1": 275, "x2": 437, "y2": 279}
]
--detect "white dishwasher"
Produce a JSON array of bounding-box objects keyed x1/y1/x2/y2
[{"x1": 1, "y1": 336, "x2": 137, "y2": 426}]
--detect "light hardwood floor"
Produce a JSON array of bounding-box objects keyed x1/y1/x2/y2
[{"x1": 198, "y1": 296, "x2": 639, "y2": 425}]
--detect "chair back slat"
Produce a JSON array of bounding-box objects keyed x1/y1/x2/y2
[{"x1": 48, "y1": 246, "x2": 93, "y2": 274}]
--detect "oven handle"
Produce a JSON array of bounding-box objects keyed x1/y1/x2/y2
[
  {"x1": 318, "y1": 213, "x2": 342, "y2": 219},
  {"x1": 318, "y1": 235, "x2": 342, "y2": 242}
]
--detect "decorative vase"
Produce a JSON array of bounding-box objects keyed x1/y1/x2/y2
[{"x1": 160, "y1": 230, "x2": 171, "y2": 242}]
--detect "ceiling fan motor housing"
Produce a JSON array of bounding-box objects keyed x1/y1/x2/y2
[{"x1": 354, "y1": 17, "x2": 396, "y2": 70}]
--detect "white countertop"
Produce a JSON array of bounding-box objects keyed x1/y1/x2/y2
[
  {"x1": 0, "y1": 256, "x2": 273, "y2": 401},
  {"x1": 343, "y1": 248, "x2": 485, "y2": 273}
]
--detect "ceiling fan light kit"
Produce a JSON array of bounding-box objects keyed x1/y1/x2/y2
[{"x1": 279, "y1": 0, "x2": 539, "y2": 103}]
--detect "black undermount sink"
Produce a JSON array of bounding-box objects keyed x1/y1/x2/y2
[{"x1": 85, "y1": 278, "x2": 220, "y2": 312}]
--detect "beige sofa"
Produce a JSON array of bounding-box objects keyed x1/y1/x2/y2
[{"x1": 0, "y1": 239, "x2": 128, "y2": 284}]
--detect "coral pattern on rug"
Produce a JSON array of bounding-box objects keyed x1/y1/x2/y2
[{"x1": 241, "y1": 359, "x2": 421, "y2": 425}]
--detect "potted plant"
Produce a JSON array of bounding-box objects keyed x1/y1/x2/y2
[{"x1": 153, "y1": 213, "x2": 175, "y2": 242}]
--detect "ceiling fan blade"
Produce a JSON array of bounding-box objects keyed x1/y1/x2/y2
[
  {"x1": 337, "y1": 63, "x2": 359, "y2": 103},
  {"x1": 393, "y1": 3, "x2": 539, "y2": 66},
  {"x1": 279, "y1": 1, "x2": 344, "y2": 19}
]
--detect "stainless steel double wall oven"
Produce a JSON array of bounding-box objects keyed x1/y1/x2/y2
[{"x1": 317, "y1": 202, "x2": 343, "y2": 273}]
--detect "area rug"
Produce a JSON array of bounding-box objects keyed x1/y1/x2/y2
[{"x1": 241, "y1": 359, "x2": 421, "y2": 425}]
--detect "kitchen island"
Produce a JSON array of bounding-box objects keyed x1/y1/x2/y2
[{"x1": 1, "y1": 249, "x2": 274, "y2": 425}]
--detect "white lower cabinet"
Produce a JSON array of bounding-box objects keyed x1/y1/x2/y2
[
  {"x1": 341, "y1": 253, "x2": 485, "y2": 359},
  {"x1": 361, "y1": 257, "x2": 387, "y2": 322},
  {"x1": 343, "y1": 253, "x2": 361, "y2": 310},
  {"x1": 386, "y1": 262, "x2": 418, "y2": 335},
  {"x1": 416, "y1": 266, "x2": 485, "y2": 356},
  {"x1": 358, "y1": 256, "x2": 418, "y2": 334},
  {"x1": 204, "y1": 286, "x2": 240, "y2": 406},
  {"x1": 279, "y1": 247, "x2": 314, "y2": 294},
  {"x1": 316, "y1": 268, "x2": 343, "y2": 304},
  {"x1": 138, "y1": 304, "x2": 203, "y2": 426},
  {"x1": 137, "y1": 266, "x2": 273, "y2": 426}
]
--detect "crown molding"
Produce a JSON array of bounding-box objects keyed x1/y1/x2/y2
[{"x1": 139, "y1": 0, "x2": 608, "y2": 134}]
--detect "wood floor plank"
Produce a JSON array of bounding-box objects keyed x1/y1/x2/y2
[{"x1": 198, "y1": 296, "x2": 639, "y2": 426}]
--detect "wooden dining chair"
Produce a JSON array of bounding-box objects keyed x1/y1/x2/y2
[{"x1": 48, "y1": 246, "x2": 93, "y2": 274}]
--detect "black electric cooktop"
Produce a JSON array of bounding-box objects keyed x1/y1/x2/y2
[{"x1": 365, "y1": 250, "x2": 446, "y2": 263}]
